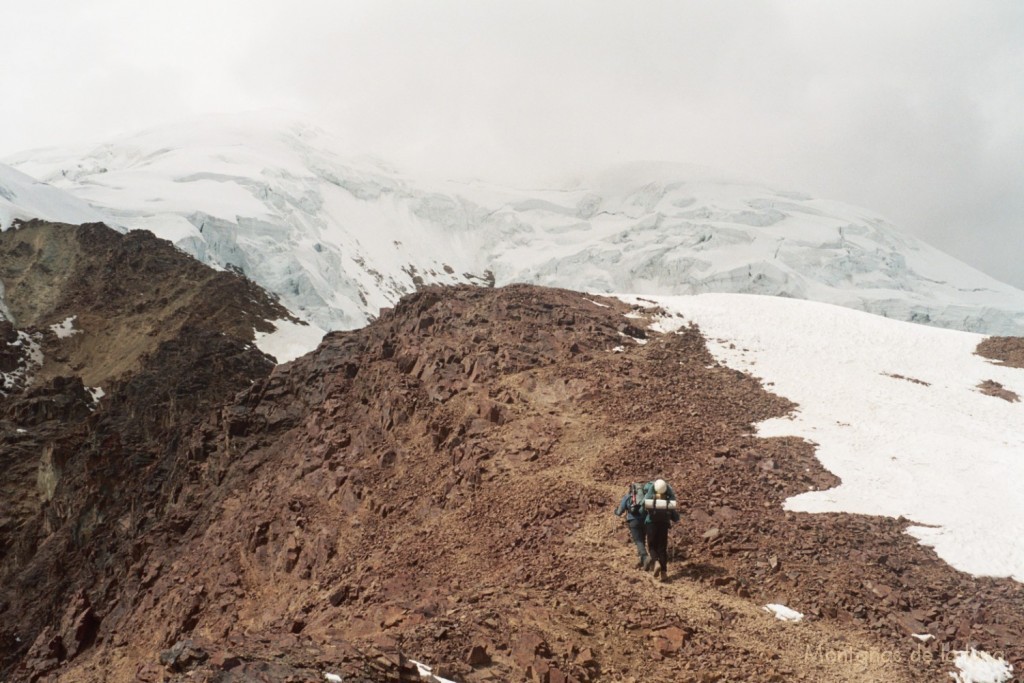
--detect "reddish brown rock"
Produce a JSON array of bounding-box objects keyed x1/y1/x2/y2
[
  {"x1": 465, "y1": 643, "x2": 491, "y2": 666},
  {"x1": 2, "y1": 239, "x2": 1024, "y2": 683},
  {"x1": 650, "y1": 625, "x2": 688, "y2": 657}
]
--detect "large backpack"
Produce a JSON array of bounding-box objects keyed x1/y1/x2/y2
[
  {"x1": 627, "y1": 482, "x2": 649, "y2": 516},
  {"x1": 645, "y1": 483, "x2": 679, "y2": 522}
]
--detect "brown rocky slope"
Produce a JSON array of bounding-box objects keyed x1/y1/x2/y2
[
  {"x1": 2, "y1": 235, "x2": 1022, "y2": 681},
  {"x1": 0, "y1": 220, "x2": 293, "y2": 680}
]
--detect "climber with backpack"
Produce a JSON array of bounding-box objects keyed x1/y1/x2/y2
[
  {"x1": 644, "y1": 478, "x2": 680, "y2": 582},
  {"x1": 614, "y1": 481, "x2": 652, "y2": 569}
]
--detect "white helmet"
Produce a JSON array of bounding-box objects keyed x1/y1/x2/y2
[{"x1": 654, "y1": 479, "x2": 667, "y2": 494}]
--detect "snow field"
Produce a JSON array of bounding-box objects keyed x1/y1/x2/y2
[
  {"x1": 0, "y1": 162, "x2": 110, "y2": 229},
  {"x1": 619, "y1": 293, "x2": 1020, "y2": 681},
  {"x1": 622, "y1": 293, "x2": 1024, "y2": 582}
]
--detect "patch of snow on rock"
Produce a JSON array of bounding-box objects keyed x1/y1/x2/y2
[
  {"x1": 409, "y1": 659, "x2": 458, "y2": 683},
  {"x1": 948, "y1": 649, "x2": 1014, "y2": 683},
  {"x1": 763, "y1": 604, "x2": 804, "y2": 622},
  {"x1": 253, "y1": 318, "x2": 326, "y2": 364},
  {"x1": 1, "y1": 330, "x2": 43, "y2": 395},
  {"x1": 50, "y1": 315, "x2": 80, "y2": 338}
]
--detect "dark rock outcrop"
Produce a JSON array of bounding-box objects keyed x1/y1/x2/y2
[{"x1": 0, "y1": 221, "x2": 290, "y2": 680}]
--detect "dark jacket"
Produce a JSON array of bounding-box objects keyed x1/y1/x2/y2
[
  {"x1": 643, "y1": 484, "x2": 681, "y2": 525},
  {"x1": 614, "y1": 492, "x2": 645, "y2": 524}
]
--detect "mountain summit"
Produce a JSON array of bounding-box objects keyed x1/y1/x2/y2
[{"x1": 7, "y1": 114, "x2": 1024, "y2": 337}]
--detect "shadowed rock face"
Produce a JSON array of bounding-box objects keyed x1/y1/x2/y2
[
  {"x1": 2, "y1": 242, "x2": 1022, "y2": 682},
  {"x1": 0, "y1": 220, "x2": 288, "y2": 680}
]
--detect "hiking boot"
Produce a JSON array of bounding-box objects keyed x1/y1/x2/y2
[
  {"x1": 636, "y1": 557, "x2": 646, "y2": 570},
  {"x1": 652, "y1": 565, "x2": 661, "y2": 579},
  {"x1": 644, "y1": 557, "x2": 655, "y2": 571},
  {"x1": 660, "y1": 568, "x2": 670, "y2": 583}
]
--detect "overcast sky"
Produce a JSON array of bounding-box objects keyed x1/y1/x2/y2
[{"x1": 3, "y1": 1, "x2": 1022, "y2": 287}]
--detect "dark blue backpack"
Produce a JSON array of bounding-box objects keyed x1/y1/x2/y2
[{"x1": 627, "y1": 482, "x2": 650, "y2": 516}]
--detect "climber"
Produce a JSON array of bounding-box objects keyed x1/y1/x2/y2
[
  {"x1": 644, "y1": 478, "x2": 679, "y2": 582},
  {"x1": 614, "y1": 482, "x2": 650, "y2": 569}
]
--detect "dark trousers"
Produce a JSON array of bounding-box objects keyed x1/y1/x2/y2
[
  {"x1": 648, "y1": 520, "x2": 669, "y2": 572},
  {"x1": 628, "y1": 521, "x2": 648, "y2": 562}
]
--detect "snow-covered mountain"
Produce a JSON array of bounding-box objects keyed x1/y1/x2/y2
[
  {"x1": 7, "y1": 113, "x2": 1024, "y2": 336},
  {"x1": 0, "y1": 162, "x2": 111, "y2": 230}
]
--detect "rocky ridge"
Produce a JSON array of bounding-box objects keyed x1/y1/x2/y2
[{"x1": 1, "y1": 258, "x2": 1020, "y2": 681}]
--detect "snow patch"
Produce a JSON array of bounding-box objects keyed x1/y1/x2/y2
[
  {"x1": 949, "y1": 649, "x2": 1014, "y2": 683},
  {"x1": 323, "y1": 658, "x2": 453, "y2": 682},
  {"x1": 50, "y1": 315, "x2": 80, "y2": 339},
  {"x1": 409, "y1": 659, "x2": 458, "y2": 683},
  {"x1": 0, "y1": 281, "x2": 11, "y2": 322},
  {"x1": 20, "y1": 331, "x2": 43, "y2": 367},
  {"x1": 253, "y1": 318, "x2": 326, "y2": 364},
  {"x1": 911, "y1": 633, "x2": 935, "y2": 642},
  {"x1": 763, "y1": 603, "x2": 804, "y2": 622},
  {"x1": 1, "y1": 330, "x2": 43, "y2": 395}
]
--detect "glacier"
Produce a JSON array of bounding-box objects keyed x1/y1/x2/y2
[
  {"x1": 0, "y1": 162, "x2": 111, "y2": 232},
  {"x1": 5, "y1": 113, "x2": 1024, "y2": 336}
]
